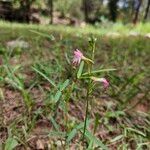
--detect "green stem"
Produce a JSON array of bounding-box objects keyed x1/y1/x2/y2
[
  {"x1": 82, "y1": 36, "x2": 96, "y2": 143},
  {"x1": 91, "y1": 37, "x2": 96, "y2": 74},
  {"x1": 92, "y1": 41, "x2": 95, "y2": 62},
  {"x1": 82, "y1": 84, "x2": 90, "y2": 142}
]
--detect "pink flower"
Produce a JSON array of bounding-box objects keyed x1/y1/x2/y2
[
  {"x1": 72, "y1": 49, "x2": 84, "y2": 66},
  {"x1": 91, "y1": 77, "x2": 109, "y2": 89}
]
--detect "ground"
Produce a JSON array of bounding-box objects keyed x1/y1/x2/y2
[{"x1": 0, "y1": 21, "x2": 150, "y2": 149}]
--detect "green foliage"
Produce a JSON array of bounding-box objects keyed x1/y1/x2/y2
[
  {"x1": 4, "y1": 137, "x2": 18, "y2": 150},
  {"x1": 77, "y1": 61, "x2": 84, "y2": 78},
  {"x1": 83, "y1": 129, "x2": 108, "y2": 150},
  {"x1": 32, "y1": 66, "x2": 57, "y2": 88}
]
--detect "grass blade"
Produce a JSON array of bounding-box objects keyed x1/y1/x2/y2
[
  {"x1": 49, "y1": 116, "x2": 60, "y2": 131},
  {"x1": 32, "y1": 67, "x2": 56, "y2": 88},
  {"x1": 110, "y1": 135, "x2": 123, "y2": 143},
  {"x1": 54, "y1": 90, "x2": 62, "y2": 103},
  {"x1": 82, "y1": 68, "x2": 116, "y2": 76},
  {"x1": 30, "y1": 30, "x2": 55, "y2": 40},
  {"x1": 81, "y1": 130, "x2": 108, "y2": 150},
  {"x1": 66, "y1": 120, "x2": 91, "y2": 143},
  {"x1": 60, "y1": 79, "x2": 70, "y2": 91},
  {"x1": 48, "y1": 131, "x2": 66, "y2": 138}
]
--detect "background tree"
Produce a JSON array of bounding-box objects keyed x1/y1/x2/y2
[
  {"x1": 48, "y1": 0, "x2": 53, "y2": 24},
  {"x1": 82, "y1": 0, "x2": 101, "y2": 23},
  {"x1": 19, "y1": 0, "x2": 36, "y2": 22},
  {"x1": 82, "y1": 0, "x2": 88, "y2": 22},
  {"x1": 144, "y1": 0, "x2": 150, "y2": 20},
  {"x1": 133, "y1": 0, "x2": 142, "y2": 24},
  {"x1": 108, "y1": 0, "x2": 119, "y2": 22}
]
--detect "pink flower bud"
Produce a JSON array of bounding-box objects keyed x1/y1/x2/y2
[
  {"x1": 72, "y1": 49, "x2": 84, "y2": 66},
  {"x1": 91, "y1": 77, "x2": 109, "y2": 89}
]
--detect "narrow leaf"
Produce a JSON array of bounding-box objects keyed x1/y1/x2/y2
[
  {"x1": 32, "y1": 67, "x2": 56, "y2": 88},
  {"x1": 82, "y1": 68, "x2": 116, "y2": 76},
  {"x1": 60, "y1": 79, "x2": 70, "y2": 91},
  {"x1": 66, "y1": 129, "x2": 77, "y2": 143},
  {"x1": 50, "y1": 116, "x2": 60, "y2": 131},
  {"x1": 82, "y1": 130, "x2": 108, "y2": 150},
  {"x1": 67, "y1": 120, "x2": 91, "y2": 143},
  {"x1": 77, "y1": 61, "x2": 84, "y2": 78},
  {"x1": 48, "y1": 131, "x2": 66, "y2": 137},
  {"x1": 110, "y1": 135, "x2": 123, "y2": 143},
  {"x1": 127, "y1": 128, "x2": 146, "y2": 137},
  {"x1": 30, "y1": 30, "x2": 55, "y2": 40},
  {"x1": 54, "y1": 91, "x2": 62, "y2": 103},
  {"x1": 87, "y1": 140, "x2": 94, "y2": 150}
]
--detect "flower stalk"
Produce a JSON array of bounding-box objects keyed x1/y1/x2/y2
[
  {"x1": 82, "y1": 79, "x2": 91, "y2": 142},
  {"x1": 72, "y1": 37, "x2": 112, "y2": 146}
]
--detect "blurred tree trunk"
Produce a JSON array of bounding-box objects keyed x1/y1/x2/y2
[
  {"x1": 133, "y1": 0, "x2": 142, "y2": 24},
  {"x1": 131, "y1": 0, "x2": 135, "y2": 16},
  {"x1": 82, "y1": 0, "x2": 100, "y2": 23},
  {"x1": 108, "y1": 0, "x2": 119, "y2": 22},
  {"x1": 48, "y1": 0, "x2": 53, "y2": 24},
  {"x1": 20, "y1": 0, "x2": 35, "y2": 23},
  {"x1": 0, "y1": 1, "x2": 13, "y2": 21},
  {"x1": 83, "y1": 0, "x2": 88, "y2": 22},
  {"x1": 143, "y1": 0, "x2": 150, "y2": 20}
]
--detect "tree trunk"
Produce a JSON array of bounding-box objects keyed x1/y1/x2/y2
[
  {"x1": 133, "y1": 0, "x2": 142, "y2": 24},
  {"x1": 108, "y1": 0, "x2": 119, "y2": 22},
  {"x1": 20, "y1": 0, "x2": 35, "y2": 23},
  {"x1": 131, "y1": 0, "x2": 135, "y2": 17},
  {"x1": 144, "y1": 0, "x2": 150, "y2": 20},
  {"x1": 83, "y1": 0, "x2": 88, "y2": 22},
  {"x1": 48, "y1": 0, "x2": 53, "y2": 24}
]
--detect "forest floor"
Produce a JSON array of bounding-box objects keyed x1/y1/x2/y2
[{"x1": 0, "y1": 21, "x2": 150, "y2": 150}]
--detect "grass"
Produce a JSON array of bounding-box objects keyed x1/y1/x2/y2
[
  {"x1": 0, "y1": 20, "x2": 150, "y2": 149},
  {"x1": 0, "y1": 20, "x2": 150, "y2": 37}
]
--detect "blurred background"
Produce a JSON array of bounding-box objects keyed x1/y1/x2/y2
[{"x1": 0, "y1": 0, "x2": 149, "y2": 26}]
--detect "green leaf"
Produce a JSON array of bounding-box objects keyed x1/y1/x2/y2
[
  {"x1": 30, "y1": 30, "x2": 55, "y2": 40},
  {"x1": 48, "y1": 131, "x2": 66, "y2": 138},
  {"x1": 105, "y1": 111, "x2": 125, "y2": 118},
  {"x1": 11, "y1": 65, "x2": 22, "y2": 74},
  {"x1": 5, "y1": 137, "x2": 18, "y2": 150},
  {"x1": 82, "y1": 68, "x2": 116, "y2": 76},
  {"x1": 49, "y1": 116, "x2": 60, "y2": 131},
  {"x1": 0, "y1": 76, "x2": 4, "y2": 81},
  {"x1": 66, "y1": 120, "x2": 91, "y2": 143},
  {"x1": 77, "y1": 61, "x2": 84, "y2": 78},
  {"x1": 87, "y1": 140, "x2": 94, "y2": 150},
  {"x1": 126, "y1": 128, "x2": 146, "y2": 137},
  {"x1": 66, "y1": 128, "x2": 77, "y2": 143},
  {"x1": 5, "y1": 77, "x2": 23, "y2": 91},
  {"x1": 59, "y1": 79, "x2": 70, "y2": 91},
  {"x1": 54, "y1": 90, "x2": 62, "y2": 103},
  {"x1": 32, "y1": 67, "x2": 56, "y2": 88},
  {"x1": 110, "y1": 135, "x2": 123, "y2": 143},
  {"x1": 59, "y1": 100, "x2": 67, "y2": 113},
  {"x1": 82, "y1": 130, "x2": 108, "y2": 150}
]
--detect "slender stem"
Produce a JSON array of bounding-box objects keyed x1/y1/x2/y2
[
  {"x1": 82, "y1": 36, "x2": 96, "y2": 143},
  {"x1": 82, "y1": 83, "x2": 90, "y2": 141},
  {"x1": 92, "y1": 41, "x2": 95, "y2": 62},
  {"x1": 91, "y1": 37, "x2": 96, "y2": 72}
]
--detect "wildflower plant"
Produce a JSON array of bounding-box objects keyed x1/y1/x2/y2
[{"x1": 72, "y1": 37, "x2": 115, "y2": 145}]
